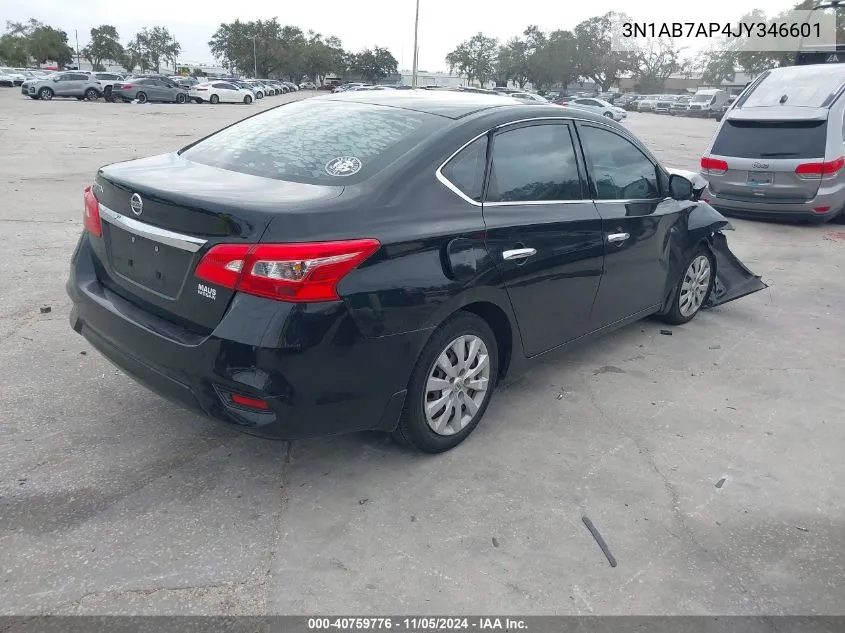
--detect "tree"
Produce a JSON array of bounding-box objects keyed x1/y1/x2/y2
[
  {"x1": 28, "y1": 25, "x2": 73, "y2": 66},
  {"x1": 494, "y1": 37, "x2": 529, "y2": 88},
  {"x1": 82, "y1": 25, "x2": 123, "y2": 71},
  {"x1": 123, "y1": 35, "x2": 150, "y2": 72},
  {"x1": 574, "y1": 12, "x2": 637, "y2": 90},
  {"x1": 351, "y1": 46, "x2": 398, "y2": 83},
  {"x1": 632, "y1": 38, "x2": 686, "y2": 92},
  {"x1": 0, "y1": 33, "x2": 29, "y2": 66},
  {"x1": 446, "y1": 32, "x2": 498, "y2": 86}
]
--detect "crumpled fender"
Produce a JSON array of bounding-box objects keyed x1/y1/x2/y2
[
  {"x1": 660, "y1": 199, "x2": 767, "y2": 312},
  {"x1": 704, "y1": 231, "x2": 768, "y2": 308}
]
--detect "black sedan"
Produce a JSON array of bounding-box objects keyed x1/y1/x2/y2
[{"x1": 67, "y1": 91, "x2": 766, "y2": 453}]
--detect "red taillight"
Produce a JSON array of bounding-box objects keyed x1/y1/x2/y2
[
  {"x1": 83, "y1": 185, "x2": 102, "y2": 237},
  {"x1": 813, "y1": 206, "x2": 831, "y2": 213},
  {"x1": 230, "y1": 393, "x2": 269, "y2": 410},
  {"x1": 195, "y1": 239, "x2": 381, "y2": 303},
  {"x1": 700, "y1": 156, "x2": 729, "y2": 175},
  {"x1": 196, "y1": 87, "x2": 208, "y2": 91},
  {"x1": 795, "y1": 156, "x2": 845, "y2": 178},
  {"x1": 120, "y1": 84, "x2": 133, "y2": 90}
]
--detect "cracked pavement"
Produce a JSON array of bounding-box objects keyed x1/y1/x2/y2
[{"x1": 1, "y1": 91, "x2": 844, "y2": 616}]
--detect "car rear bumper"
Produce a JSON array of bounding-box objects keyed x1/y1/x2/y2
[
  {"x1": 67, "y1": 234, "x2": 425, "y2": 440},
  {"x1": 704, "y1": 189, "x2": 843, "y2": 221}
]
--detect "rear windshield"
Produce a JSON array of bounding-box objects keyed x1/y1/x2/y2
[
  {"x1": 742, "y1": 67, "x2": 845, "y2": 108},
  {"x1": 711, "y1": 120, "x2": 828, "y2": 159},
  {"x1": 180, "y1": 99, "x2": 442, "y2": 184}
]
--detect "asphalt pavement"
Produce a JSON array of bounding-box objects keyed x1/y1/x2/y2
[{"x1": 1, "y1": 89, "x2": 843, "y2": 616}]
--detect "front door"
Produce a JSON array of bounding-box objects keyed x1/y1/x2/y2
[
  {"x1": 482, "y1": 121, "x2": 605, "y2": 357},
  {"x1": 575, "y1": 123, "x2": 682, "y2": 328}
]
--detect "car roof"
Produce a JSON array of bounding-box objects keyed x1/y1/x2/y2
[
  {"x1": 323, "y1": 89, "x2": 531, "y2": 118},
  {"x1": 315, "y1": 90, "x2": 619, "y2": 124}
]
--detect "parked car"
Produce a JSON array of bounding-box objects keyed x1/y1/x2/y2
[
  {"x1": 670, "y1": 95, "x2": 692, "y2": 115},
  {"x1": 24, "y1": 71, "x2": 103, "y2": 100},
  {"x1": 0, "y1": 67, "x2": 26, "y2": 86},
  {"x1": 701, "y1": 64, "x2": 845, "y2": 222},
  {"x1": 300, "y1": 82, "x2": 317, "y2": 90},
  {"x1": 636, "y1": 95, "x2": 662, "y2": 112},
  {"x1": 623, "y1": 95, "x2": 643, "y2": 111},
  {"x1": 562, "y1": 97, "x2": 627, "y2": 121},
  {"x1": 68, "y1": 91, "x2": 765, "y2": 453},
  {"x1": 713, "y1": 96, "x2": 736, "y2": 122},
  {"x1": 111, "y1": 77, "x2": 189, "y2": 104},
  {"x1": 332, "y1": 83, "x2": 366, "y2": 93},
  {"x1": 615, "y1": 93, "x2": 639, "y2": 108},
  {"x1": 245, "y1": 80, "x2": 270, "y2": 97},
  {"x1": 686, "y1": 88, "x2": 729, "y2": 117},
  {"x1": 189, "y1": 81, "x2": 255, "y2": 104},
  {"x1": 90, "y1": 72, "x2": 124, "y2": 101},
  {"x1": 654, "y1": 95, "x2": 681, "y2": 114},
  {"x1": 510, "y1": 92, "x2": 549, "y2": 104}
]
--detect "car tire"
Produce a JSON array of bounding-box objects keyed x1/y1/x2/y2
[
  {"x1": 176, "y1": 93, "x2": 186, "y2": 104},
  {"x1": 604, "y1": 111, "x2": 614, "y2": 118},
  {"x1": 193, "y1": 97, "x2": 203, "y2": 104},
  {"x1": 243, "y1": 94, "x2": 253, "y2": 104},
  {"x1": 136, "y1": 91, "x2": 148, "y2": 104},
  {"x1": 210, "y1": 94, "x2": 219, "y2": 104},
  {"x1": 392, "y1": 312, "x2": 499, "y2": 453},
  {"x1": 38, "y1": 87, "x2": 53, "y2": 100},
  {"x1": 84, "y1": 88, "x2": 99, "y2": 101},
  {"x1": 660, "y1": 247, "x2": 716, "y2": 326}
]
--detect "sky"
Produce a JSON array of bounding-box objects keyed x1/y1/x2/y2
[{"x1": 0, "y1": 0, "x2": 803, "y2": 72}]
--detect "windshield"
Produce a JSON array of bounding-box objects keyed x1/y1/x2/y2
[
  {"x1": 692, "y1": 94, "x2": 713, "y2": 103},
  {"x1": 180, "y1": 99, "x2": 443, "y2": 185}
]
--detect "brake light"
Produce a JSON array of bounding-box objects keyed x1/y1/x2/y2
[
  {"x1": 795, "y1": 156, "x2": 845, "y2": 178},
  {"x1": 700, "y1": 156, "x2": 728, "y2": 175},
  {"x1": 120, "y1": 84, "x2": 133, "y2": 90},
  {"x1": 195, "y1": 87, "x2": 208, "y2": 91},
  {"x1": 83, "y1": 185, "x2": 102, "y2": 237},
  {"x1": 230, "y1": 393, "x2": 269, "y2": 410},
  {"x1": 195, "y1": 239, "x2": 381, "y2": 303}
]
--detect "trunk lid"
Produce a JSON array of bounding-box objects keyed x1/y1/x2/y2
[
  {"x1": 92, "y1": 153, "x2": 343, "y2": 331},
  {"x1": 706, "y1": 117, "x2": 829, "y2": 204}
]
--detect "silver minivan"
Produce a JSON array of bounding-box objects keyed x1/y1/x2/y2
[{"x1": 700, "y1": 64, "x2": 845, "y2": 222}]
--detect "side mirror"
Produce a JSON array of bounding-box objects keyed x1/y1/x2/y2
[
  {"x1": 53, "y1": 77, "x2": 59, "y2": 82},
  {"x1": 668, "y1": 173, "x2": 694, "y2": 201}
]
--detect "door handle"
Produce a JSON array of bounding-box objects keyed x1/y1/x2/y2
[
  {"x1": 502, "y1": 247, "x2": 537, "y2": 261},
  {"x1": 607, "y1": 232, "x2": 630, "y2": 244}
]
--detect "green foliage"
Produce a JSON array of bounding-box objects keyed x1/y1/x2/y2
[
  {"x1": 2, "y1": 19, "x2": 73, "y2": 67},
  {"x1": 445, "y1": 32, "x2": 499, "y2": 86},
  {"x1": 351, "y1": 47, "x2": 398, "y2": 84},
  {"x1": 82, "y1": 25, "x2": 123, "y2": 70},
  {"x1": 208, "y1": 19, "x2": 387, "y2": 83}
]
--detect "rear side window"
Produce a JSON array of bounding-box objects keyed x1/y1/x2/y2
[
  {"x1": 180, "y1": 100, "x2": 442, "y2": 185},
  {"x1": 70, "y1": 73, "x2": 89, "y2": 81},
  {"x1": 440, "y1": 136, "x2": 488, "y2": 202},
  {"x1": 712, "y1": 120, "x2": 828, "y2": 159},
  {"x1": 487, "y1": 124, "x2": 582, "y2": 202}
]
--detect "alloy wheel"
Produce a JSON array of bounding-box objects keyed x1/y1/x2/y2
[
  {"x1": 424, "y1": 335, "x2": 491, "y2": 436},
  {"x1": 679, "y1": 255, "x2": 711, "y2": 317}
]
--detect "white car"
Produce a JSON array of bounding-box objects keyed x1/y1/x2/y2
[
  {"x1": 0, "y1": 67, "x2": 26, "y2": 86},
  {"x1": 564, "y1": 97, "x2": 627, "y2": 121},
  {"x1": 636, "y1": 95, "x2": 662, "y2": 112},
  {"x1": 509, "y1": 92, "x2": 549, "y2": 104},
  {"x1": 190, "y1": 81, "x2": 255, "y2": 104}
]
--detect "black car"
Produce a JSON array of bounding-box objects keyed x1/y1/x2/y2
[{"x1": 67, "y1": 92, "x2": 766, "y2": 453}]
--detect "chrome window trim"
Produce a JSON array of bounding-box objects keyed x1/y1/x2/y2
[
  {"x1": 98, "y1": 204, "x2": 207, "y2": 253},
  {"x1": 435, "y1": 115, "x2": 627, "y2": 207}
]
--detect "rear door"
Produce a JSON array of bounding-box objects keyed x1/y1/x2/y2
[
  {"x1": 52, "y1": 73, "x2": 73, "y2": 96},
  {"x1": 69, "y1": 73, "x2": 90, "y2": 95},
  {"x1": 707, "y1": 119, "x2": 830, "y2": 203},
  {"x1": 576, "y1": 122, "x2": 682, "y2": 326},
  {"x1": 481, "y1": 121, "x2": 605, "y2": 357}
]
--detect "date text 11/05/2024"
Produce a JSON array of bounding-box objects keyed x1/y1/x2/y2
[
  {"x1": 620, "y1": 22, "x2": 821, "y2": 39},
  {"x1": 307, "y1": 618, "x2": 528, "y2": 631}
]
